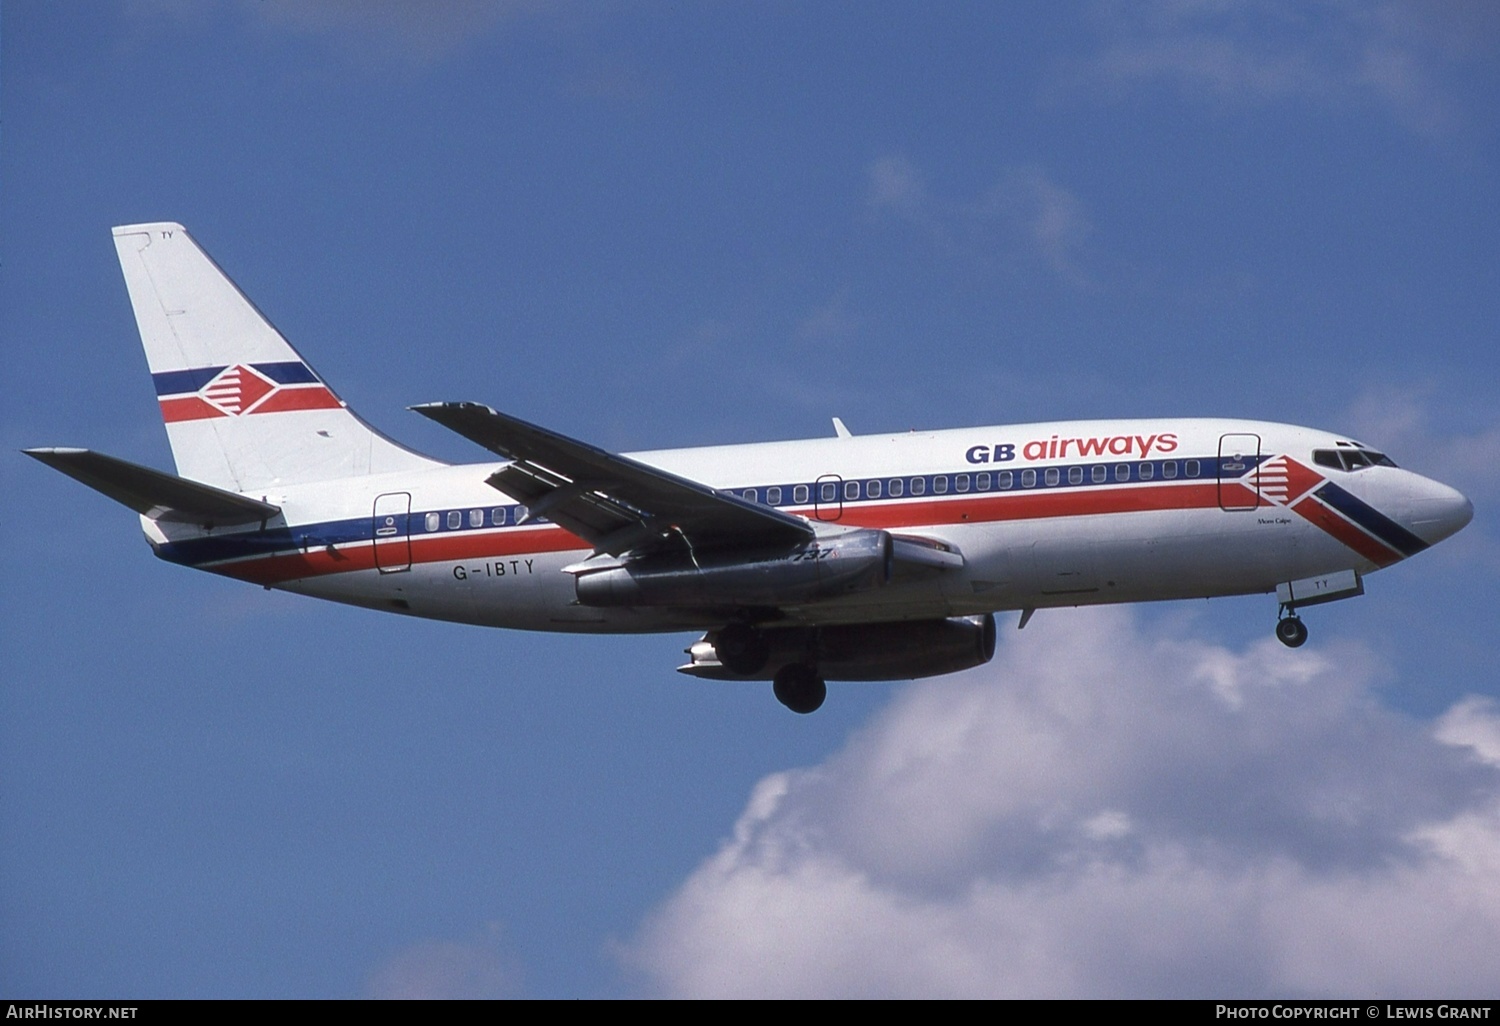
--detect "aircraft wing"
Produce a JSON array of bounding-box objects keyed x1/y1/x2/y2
[
  {"x1": 411, "y1": 402, "x2": 815, "y2": 555},
  {"x1": 24, "y1": 448, "x2": 281, "y2": 527}
]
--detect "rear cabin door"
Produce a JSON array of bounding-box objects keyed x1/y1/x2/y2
[{"x1": 373, "y1": 492, "x2": 412, "y2": 573}]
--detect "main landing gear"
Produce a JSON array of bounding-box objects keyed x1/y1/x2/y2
[
  {"x1": 773, "y1": 663, "x2": 826, "y2": 714},
  {"x1": 1275, "y1": 613, "x2": 1308, "y2": 648}
]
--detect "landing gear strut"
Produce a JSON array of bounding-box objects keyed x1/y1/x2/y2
[
  {"x1": 1275, "y1": 614, "x2": 1308, "y2": 648},
  {"x1": 773, "y1": 663, "x2": 826, "y2": 714}
]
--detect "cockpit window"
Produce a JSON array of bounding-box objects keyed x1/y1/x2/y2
[{"x1": 1313, "y1": 448, "x2": 1397, "y2": 472}]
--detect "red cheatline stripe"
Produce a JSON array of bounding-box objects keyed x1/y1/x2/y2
[
  {"x1": 210, "y1": 482, "x2": 1233, "y2": 586},
  {"x1": 840, "y1": 481, "x2": 1228, "y2": 530},
  {"x1": 251, "y1": 386, "x2": 343, "y2": 414},
  {"x1": 1289, "y1": 494, "x2": 1402, "y2": 568},
  {"x1": 215, "y1": 526, "x2": 588, "y2": 585},
  {"x1": 159, "y1": 396, "x2": 224, "y2": 422}
]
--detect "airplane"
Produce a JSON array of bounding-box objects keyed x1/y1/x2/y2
[{"x1": 26, "y1": 223, "x2": 1474, "y2": 714}]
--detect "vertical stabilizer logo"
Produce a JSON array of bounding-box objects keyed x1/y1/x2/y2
[
  {"x1": 202, "y1": 364, "x2": 276, "y2": 416},
  {"x1": 153, "y1": 360, "x2": 342, "y2": 423}
]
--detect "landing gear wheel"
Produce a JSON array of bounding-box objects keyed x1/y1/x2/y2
[
  {"x1": 1275, "y1": 616, "x2": 1308, "y2": 648},
  {"x1": 773, "y1": 664, "x2": 826, "y2": 714},
  {"x1": 714, "y1": 622, "x2": 771, "y2": 675}
]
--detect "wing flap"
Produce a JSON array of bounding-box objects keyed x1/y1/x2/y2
[
  {"x1": 412, "y1": 402, "x2": 813, "y2": 555},
  {"x1": 24, "y1": 448, "x2": 281, "y2": 526}
]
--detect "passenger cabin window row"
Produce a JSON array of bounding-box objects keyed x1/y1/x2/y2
[
  {"x1": 733, "y1": 458, "x2": 1207, "y2": 506},
  {"x1": 416, "y1": 458, "x2": 1221, "y2": 531}
]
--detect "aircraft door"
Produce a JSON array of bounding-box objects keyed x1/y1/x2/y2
[
  {"x1": 814, "y1": 475, "x2": 844, "y2": 522},
  {"x1": 1217, "y1": 433, "x2": 1261, "y2": 511},
  {"x1": 373, "y1": 492, "x2": 412, "y2": 573}
]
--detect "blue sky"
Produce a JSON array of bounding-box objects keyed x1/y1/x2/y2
[{"x1": 4, "y1": 1, "x2": 1499, "y2": 998}]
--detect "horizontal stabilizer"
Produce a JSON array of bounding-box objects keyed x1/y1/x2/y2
[
  {"x1": 411, "y1": 402, "x2": 813, "y2": 554},
  {"x1": 24, "y1": 448, "x2": 281, "y2": 527}
]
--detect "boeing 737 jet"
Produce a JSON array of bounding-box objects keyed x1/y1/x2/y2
[{"x1": 26, "y1": 224, "x2": 1474, "y2": 712}]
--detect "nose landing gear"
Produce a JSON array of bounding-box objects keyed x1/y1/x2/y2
[
  {"x1": 1272, "y1": 570, "x2": 1364, "y2": 648},
  {"x1": 1275, "y1": 614, "x2": 1308, "y2": 648}
]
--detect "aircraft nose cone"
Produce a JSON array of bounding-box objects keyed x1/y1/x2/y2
[{"x1": 1407, "y1": 477, "x2": 1473, "y2": 545}]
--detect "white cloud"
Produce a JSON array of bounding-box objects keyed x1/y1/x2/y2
[
  {"x1": 1068, "y1": 0, "x2": 1482, "y2": 137},
  {"x1": 866, "y1": 158, "x2": 1095, "y2": 286},
  {"x1": 246, "y1": 0, "x2": 548, "y2": 65},
  {"x1": 626, "y1": 607, "x2": 1500, "y2": 997},
  {"x1": 367, "y1": 921, "x2": 521, "y2": 999}
]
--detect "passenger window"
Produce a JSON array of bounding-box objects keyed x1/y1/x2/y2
[
  {"x1": 425, "y1": 512, "x2": 440, "y2": 532},
  {"x1": 1068, "y1": 466, "x2": 1083, "y2": 485},
  {"x1": 1044, "y1": 468, "x2": 1060, "y2": 486},
  {"x1": 516, "y1": 505, "x2": 528, "y2": 522},
  {"x1": 492, "y1": 508, "x2": 506, "y2": 526},
  {"x1": 1162, "y1": 462, "x2": 1177, "y2": 479},
  {"x1": 1021, "y1": 469, "x2": 1036, "y2": 488},
  {"x1": 470, "y1": 509, "x2": 484, "y2": 528},
  {"x1": 977, "y1": 472, "x2": 991, "y2": 491},
  {"x1": 889, "y1": 479, "x2": 903, "y2": 498},
  {"x1": 955, "y1": 474, "x2": 970, "y2": 493},
  {"x1": 1115, "y1": 464, "x2": 1130, "y2": 482},
  {"x1": 1139, "y1": 463, "x2": 1154, "y2": 481},
  {"x1": 867, "y1": 479, "x2": 882, "y2": 499},
  {"x1": 910, "y1": 478, "x2": 926, "y2": 496},
  {"x1": 933, "y1": 476, "x2": 948, "y2": 495},
  {"x1": 447, "y1": 511, "x2": 462, "y2": 529},
  {"x1": 767, "y1": 486, "x2": 782, "y2": 505},
  {"x1": 1185, "y1": 460, "x2": 1200, "y2": 477},
  {"x1": 820, "y1": 482, "x2": 837, "y2": 502},
  {"x1": 997, "y1": 471, "x2": 1012, "y2": 489},
  {"x1": 1092, "y1": 465, "x2": 1107, "y2": 483},
  {"x1": 742, "y1": 489, "x2": 758, "y2": 503},
  {"x1": 845, "y1": 481, "x2": 860, "y2": 500},
  {"x1": 794, "y1": 484, "x2": 809, "y2": 504}
]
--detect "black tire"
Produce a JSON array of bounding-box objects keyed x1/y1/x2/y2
[
  {"x1": 1275, "y1": 617, "x2": 1309, "y2": 648},
  {"x1": 714, "y1": 622, "x2": 771, "y2": 675},
  {"x1": 772, "y1": 664, "x2": 827, "y2": 714}
]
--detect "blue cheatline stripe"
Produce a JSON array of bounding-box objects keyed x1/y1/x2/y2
[
  {"x1": 158, "y1": 454, "x2": 1234, "y2": 570},
  {"x1": 152, "y1": 366, "x2": 227, "y2": 396},
  {"x1": 254, "y1": 361, "x2": 321, "y2": 385},
  {"x1": 1313, "y1": 482, "x2": 1429, "y2": 557},
  {"x1": 151, "y1": 361, "x2": 320, "y2": 396}
]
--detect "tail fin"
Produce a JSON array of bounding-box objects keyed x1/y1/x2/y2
[{"x1": 112, "y1": 222, "x2": 440, "y2": 492}]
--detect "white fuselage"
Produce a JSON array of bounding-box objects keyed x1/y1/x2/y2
[{"x1": 141, "y1": 417, "x2": 1473, "y2": 634}]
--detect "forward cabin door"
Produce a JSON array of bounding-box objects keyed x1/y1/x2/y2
[
  {"x1": 1217, "y1": 433, "x2": 1262, "y2": 511},
  {"x1": 373, "y1": 492, "x2": 412, "y2": 573}
]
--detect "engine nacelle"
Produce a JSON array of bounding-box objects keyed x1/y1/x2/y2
[
  {"x1": 681, "y1": 613, "x2": 998, "y2": 681},
  {"x1": 573, "y1": 528, "x2": 893, "y2": 608}
]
